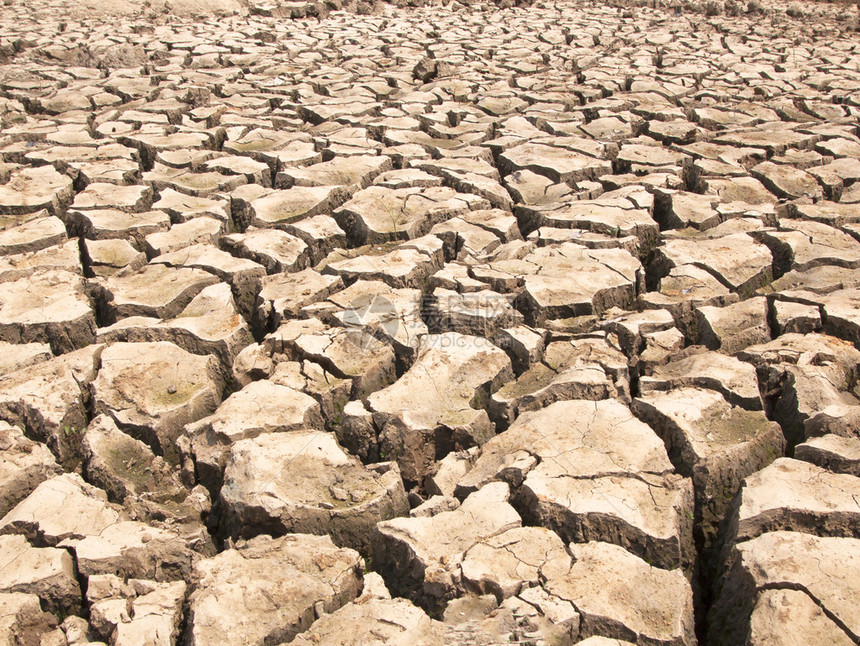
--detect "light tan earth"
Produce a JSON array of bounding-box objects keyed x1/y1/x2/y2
[
  {"x1": 59, "y1": 0, "x2": 245, "y2": 19},
  {"x1": 0, "y1": 0, "x2": 858, "y2": 643}
]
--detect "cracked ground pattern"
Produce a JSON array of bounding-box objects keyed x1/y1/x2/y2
[{"x1": 0, "y1": 0, "x2": 859, "y2": 643}]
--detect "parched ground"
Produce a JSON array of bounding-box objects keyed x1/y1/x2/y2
[{"x1": 0, "y1": 0, "x2": 859, "y2": 643}]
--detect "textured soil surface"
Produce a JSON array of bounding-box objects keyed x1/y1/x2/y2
[{"x1": 0, "y1": 0, "x2": 859, "y2": 643}]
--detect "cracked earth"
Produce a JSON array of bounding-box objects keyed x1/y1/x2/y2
[{"x1": 0, "y1": 0, "x2": 859, "y2": 643}]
